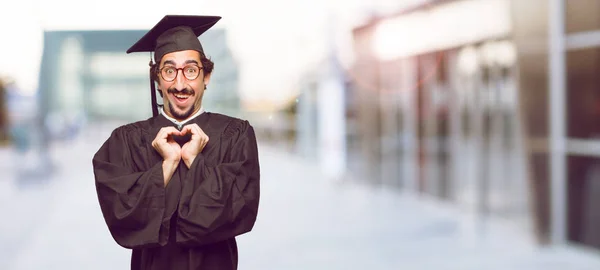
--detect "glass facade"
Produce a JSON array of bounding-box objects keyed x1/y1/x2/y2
[
  {"x1": 567, "y1": 155, "x2": 600, "y2": 248},
  {"x1": 352, "y1": 10, "x2": 528, "y2": 221},
  {"x1": 565, "y1": 0, "x2": 600, "y2": 34},
  {"x1": 564, "y1": 0, "x2": 600, "y2": 250},
  {"x1": 348, "y1": 0, "x2": 600, "y2": 250},
  {"x1": 566, "y1": 47, "x2": 600, "y2": 139}
]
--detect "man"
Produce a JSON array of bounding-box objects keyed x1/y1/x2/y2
[{"x1": 92, "y1": 15, "x2": 260, "y2": 270}]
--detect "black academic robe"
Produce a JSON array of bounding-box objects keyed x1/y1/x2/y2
[{"x1": 92, "y1": 112, "x2": 260, "y2": 270}]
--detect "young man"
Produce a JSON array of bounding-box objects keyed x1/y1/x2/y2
[{"x1": 92, "y1": 15, "x2": 260, "y2": 270}]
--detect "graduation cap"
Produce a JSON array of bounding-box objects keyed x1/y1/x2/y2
[{"x1": 127, "y1": 15, "x2": 221, "y2": 117}]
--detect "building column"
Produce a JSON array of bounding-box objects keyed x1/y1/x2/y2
[
  {"x1": 317, "y1": 59, "x2": 347, "y2": 181},
  {"x1": 548, "y1": 0, "x2": 567, "y2": 245}
]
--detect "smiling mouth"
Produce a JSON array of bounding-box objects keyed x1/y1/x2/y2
[
  {"x1": 171, "y1": 91, "x2": 195, "y2": 104},
  {"x1": 173, "y1": 93, "x2": 191, "y2": 100}
]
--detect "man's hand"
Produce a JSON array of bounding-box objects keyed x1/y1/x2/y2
[
  {"x1": 180, "y1": 124, "x2": 209, "y2": 169},
  {"x1": 152, "y1": 127, "x2": 182, "y2": 186},
  {"x1": 152, "y1": 126, "x2": 183, "y2": 161}
]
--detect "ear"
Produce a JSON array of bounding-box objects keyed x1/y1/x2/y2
[{"x1": 203, "y1": 72, "x2": 212, "y2": 89}]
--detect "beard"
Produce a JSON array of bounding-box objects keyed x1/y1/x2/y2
[
  {"x1": 168, "y1": 103, "x2": 195, "y2": 120},
  {"x1": 167, "y1": 88, "x2": 196, "y2": 120}
]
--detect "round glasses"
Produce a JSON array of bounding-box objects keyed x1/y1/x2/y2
[{"x1": 159, "y1": 65, "x2": 203, "y2": 82}]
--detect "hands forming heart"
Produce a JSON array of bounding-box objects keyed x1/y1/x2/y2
[{"x1": 152, "y1": 124, "x2": 209, "y2": 168}]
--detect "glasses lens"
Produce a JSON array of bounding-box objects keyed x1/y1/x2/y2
[
  {"x1": 184, "y1": 65, "x2": 200, "y2": 80},
  {"x1": 161, "y1": 67, "x2": 177, "y2": 81}
]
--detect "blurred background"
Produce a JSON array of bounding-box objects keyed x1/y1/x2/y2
[{"x1": 3, "y1": 0, "x2": 600, "y2": 269}]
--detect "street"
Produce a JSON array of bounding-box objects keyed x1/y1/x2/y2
[{"x1": 1, "y1": 127, "x2": 600, "y2": 270}]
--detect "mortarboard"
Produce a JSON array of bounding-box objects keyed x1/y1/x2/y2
[{"x1": 126, "y1": 15, "x2": 221, "y2": 117}]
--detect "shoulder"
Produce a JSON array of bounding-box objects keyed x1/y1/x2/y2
[
  {"x1": 206, "y1": 112, "x2": 254, "y2": 140},
  {"x1": 94, "y1": 118, "x2": 155, "y2": 158},
  {"x1": 108, "y1": 118, "x2": 154, "y2": 140}
]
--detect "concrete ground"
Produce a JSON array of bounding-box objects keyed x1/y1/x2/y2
[{"x1": 1, "y1": 126, "x2": 600, "y2": 269}]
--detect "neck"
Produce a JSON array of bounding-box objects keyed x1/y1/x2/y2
[
  {"x1": 165, "y1": 103, "x2": 202, "y2": 121},
  {"x1": 160, "y1": 106, "x2": 205, "y2": 127}
]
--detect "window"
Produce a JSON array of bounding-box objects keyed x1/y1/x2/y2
[
  {"x1": 566, "y1": 47, "x2": 600, "y2": 139},
  {"x1": 566, "y1": 0, "x2": 600, "y2": 34}
]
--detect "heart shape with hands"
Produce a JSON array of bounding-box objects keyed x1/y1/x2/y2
[{"x1": 152, "y1": 123, "x2": 210, "y2": 167}]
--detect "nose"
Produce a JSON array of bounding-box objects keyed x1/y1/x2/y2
[{"x1": 174, "y1": 69, "x2": 186, "y2": 89}]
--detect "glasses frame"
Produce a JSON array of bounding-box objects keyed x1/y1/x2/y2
[{"x1": 159, "y1": 65, "x2": 204, "y2": 82}]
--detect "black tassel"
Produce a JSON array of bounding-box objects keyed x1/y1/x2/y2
[{"x1": 150, "y1": 60, "x2": 158, "y2": 117}]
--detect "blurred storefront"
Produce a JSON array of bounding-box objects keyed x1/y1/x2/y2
[
  {"x1": 351, "y1": 0, "x2": 526, "y2": 225},
  {"x1": 348, "y1": 0, "x2": 600, "y2": 250}
]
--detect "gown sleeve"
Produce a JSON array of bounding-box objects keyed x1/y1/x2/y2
[
  {"x1": 176, "y1": 120, "x2": 260, "y2": 246},
  {"x1": 92, "y1": 126, "x2": 170, "y2": 249}
]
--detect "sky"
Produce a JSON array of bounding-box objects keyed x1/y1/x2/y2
[{"x1": 0, "y1": 0, "x2": 424, "y2": 108}]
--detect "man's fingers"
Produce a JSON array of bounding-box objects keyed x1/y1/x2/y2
[
  {"x1": 164, "y1": 126, "x2": 181, "y2": 135},
  {"x1": 192, "y1": 124, "x2": 207, "y2": 138},
  {"x1": 157, "y1": 128, "x2": 168, "y2": 139},
  {"x1": 158, "y1": 127, "x2": 181, "y2": 139},
  {"x1": 181, "y1": 124, "x2": 199, "y2": 134},
  {"x1": 182, "y1": 124, "x2": 207, "y2": 139},
  {"x1": 192, "y1": 125, "x2": 202, "y2": 139},
  {"x1": 196, "y1": 127, "x2": 210, "y2": 144},
  {"x1": 180, "y1": 125, "x2": 193, "y2": 136},
  {"x1": 193, "y1": 125, "x2": 208, "y2": 144}
]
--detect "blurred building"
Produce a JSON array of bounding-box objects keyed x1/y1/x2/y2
[
  {"x1": 295, "y1": 53, "x2": 353, "y2": 180},
  {"x1": 38, "y1": 28, "x2": 239, "y2": 135},
  {"x1": 342, "y1": 0, "x2": 600, "y2": 251},
  {"x1": 0, "y1": 79, "x2": 7, "y2": 144},
  {"x1": 351, "y1": 0, "x2": 524, "y2": 228},
  {"x1": 1, "y1": 79, "x2": 38, "y2": 150},
  {"x1": 199, "y1": 30, "x2": 241, "y2": 116},
  {"x1": 40, "y1": 30, "x2": 149, "y2": 127}
]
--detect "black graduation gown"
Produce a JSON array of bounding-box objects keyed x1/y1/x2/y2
[{"x1": 92, "y1": 112, "x2": 260, "y2": 270}]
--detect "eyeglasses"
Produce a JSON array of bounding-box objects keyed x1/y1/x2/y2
[{"x1": 159, "y1": 64, "x2": 203, "y2": 82}]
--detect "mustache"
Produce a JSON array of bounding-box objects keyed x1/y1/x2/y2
[{"x1": 167, "y1": 88, "x2": 194, "y2": 95}]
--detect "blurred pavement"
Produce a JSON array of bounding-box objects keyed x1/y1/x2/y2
[{"x1": 1, "y1": 125, "x2": 600, "y2": 269}]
